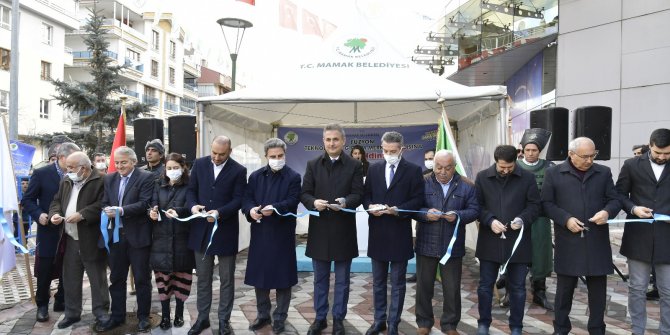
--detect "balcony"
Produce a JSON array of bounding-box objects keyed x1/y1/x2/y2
[
  {"x1": 142, "y1": 95, "x2": 159, "y2": 107},
  {"x1": 164, "y1": 101, "x2": 179, "y2": 112},
  {"x1": 183, "y1": 83, "x2": 198, "y2": 93},
  {"x1": 72, "y1": 50, "x2": 118, "y2": 60},
  {"x1": 123, "y1": 89, "x2": 140, "y2": 99}
]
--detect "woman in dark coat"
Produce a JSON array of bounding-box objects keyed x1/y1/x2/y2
[
  {"x1": 351, "y1": 145, "x2": 369, "y2": 176},
  {"x1": 148, "y1": 153, "x2": 194, "y2": 330}
]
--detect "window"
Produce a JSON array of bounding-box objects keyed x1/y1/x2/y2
[
  {"x1": 40, "y1": 61, "x2": 51, "y2": 80},
  {"x1": 152, "y1": 30, "x2": 159, "y2": 50},
  {"x1": 126, "y1": 48, "x2": 140, "y2": 62},
  {"x1": 0, "y1": 5, "x2": 10, "y2": 29},
  {"x1": 39, "y1": 99, "x2": 49, "y2": 119},
  {"x1": 151, "y1": 60, "x2": 158, "y2": 77},
  {"x1": 169, "y1": 41, "x2": 176, "y2": 59},
  {"x1": 0, "y1": 47, "x2": 9, "y2": 71},
  {"x1": 0, "y1": 90, "x2": 8, "y2": 115},
  {"x1": 144, "y1": 86, "x2": 156, "y2": 98},
  {"x1": 166, "y1": 94, "x2": 176, "y2": 104},
  {"x1": 42, "y1": 23, "x2": 53, "y2": 45},
  {"x1": 168, "y1": 67, "x2": 175, "y2": 85}
]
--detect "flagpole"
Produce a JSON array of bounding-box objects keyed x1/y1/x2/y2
[{"x1": 1, "y1": 115, "x2": 35, "y2": 303}]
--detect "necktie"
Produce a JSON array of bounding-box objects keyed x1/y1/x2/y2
[
  {"x1": 118, "y1": 176, "x2": 128, "y2": 205},
  {"x1": 389, "y1": 165, "x2": 395, "y2": 187},
  {"x1": 331, "y1": 158, "x2": 337, "y2": 165}
]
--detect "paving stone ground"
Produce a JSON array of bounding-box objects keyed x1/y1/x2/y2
[{"x1": 0, "y1": 226, "x2": 662, "y2": 334}]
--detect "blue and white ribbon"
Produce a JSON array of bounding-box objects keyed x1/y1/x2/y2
[
  {"x1": 272, "y1": 207, "x2": 320, "y2": 218},
  {"x1": 168, "y1": 211, "x2": 218, "y2": 257},
  {"x1": 440, "y1": 214, "x2": 461, "y2": 265},
  {"x1": 100, "y1": 208, "x2": 121, "y2": 253},
  {"x1": 0, "y1": 208, "x2": 29, "y2": 254},
  {"x1": 607, "y1": 213, "x2": 670, "y2": 224},
  {"x1": 499, "y1": 223, "x2": 524, "y2": 276}
]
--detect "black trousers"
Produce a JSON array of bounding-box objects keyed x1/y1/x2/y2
[
  {"x1": 35, "y1": 256, "x2": 64, "y2": 307},
  {"x1": 255, "y1": 287, "x2": 292, "y2": 322},
  {"x1": 108, "y1": 234, "x2": 152, "y2": 322},
  {"x1": 415, "y1": 255, "x2": 462, "y2": 331},
  {"x1": 553, "y1": 274, "x2": 607, "y2": 335}
]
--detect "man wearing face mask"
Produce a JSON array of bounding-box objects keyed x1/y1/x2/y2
[
  {"x1": 542, "y1": 137, "x2": 621, "y2": 335},
  {"x1": 363, "y1": 131, "x2": 424, "y2": 335},
  {"x1": 48, "y1": 152, "x2": 109, "y2": 329},
  {"x1": 242, "y1": 138, "x2": 301, "y2": 334},
  {"x1": 22, "y1": 142, "x2": 80, "y2": 322},
  {"x1": 94, "y1": 153, "x2": 108, "y2": 174},
  {"x1": 423, "y1": 149, "x2": 435, "y2": 175},
  {"x1": 474, "y1": 145, "x2": 540, "y2": 335}
]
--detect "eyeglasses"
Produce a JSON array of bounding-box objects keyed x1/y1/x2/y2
[{"x1": 573, "y1": 150, "x2": 599, "y2": 160}]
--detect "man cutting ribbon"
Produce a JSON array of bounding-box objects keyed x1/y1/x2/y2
[{"x1": 413, "y1": 149, "x2": 479, "y2": 335}]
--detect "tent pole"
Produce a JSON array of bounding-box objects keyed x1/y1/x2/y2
[
  {"x1": 499, "y1": 97, "x2": 509, "y2": 144},
  {"x1": 198, "y1": 102, "x2": 206, "y2": 157}
]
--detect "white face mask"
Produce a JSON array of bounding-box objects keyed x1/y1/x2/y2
[
  {"x1": 424, "y1": 160, "x2": 434, "y2": 170},
  {"x1": 269, "y1": 158, "x2": 286, "y2": 171},
  {"x1": 166, "y1": 169, "x2": 183, "y2": 181},
  {"x1": 67, "y1": 167, "x2": 83, "y2": 182},
  {"x1": 95, "y1": 162, "x2": 107, "y2": 170},
  {"x1": 384, "y1": 154, "x2": 401, "y2": 166}
]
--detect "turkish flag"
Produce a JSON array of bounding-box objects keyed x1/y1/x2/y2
[
  {"x1": 302, "y1": 8, "x2": 322, "y2": 36},
  {"x1": 279, "y1": 0, "x2": 297, "y2": 30},
  {"x1": 237, "y1": 0, "x2": 255, "y2": 5},
  {"x1": 107, "y1": 111, "x2": 126, "y2": 173}
]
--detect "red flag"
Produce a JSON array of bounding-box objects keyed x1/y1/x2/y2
[
  {"x1": 237, "y1": 0, "x2": 255, "y2": 5},
  {"x1": 107, "y1": 111, "x2": 126, "y2": 173},
  {"x1": 302, "y1": 9, "x2": 322, "y2": 36},
  {"x1": 279, "y1": 0, "x2": 297, "y2": 30}
]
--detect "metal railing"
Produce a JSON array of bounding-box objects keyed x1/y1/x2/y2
[
  {"x1": 72, "y1": 50, "x2": 118, "y2": 60},
  {"x1": 142, "y1": 94, "x2": 158, "y2": 106}
]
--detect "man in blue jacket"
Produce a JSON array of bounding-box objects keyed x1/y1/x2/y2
[
  {"x1": 22, "y1": 142, "x2": 80, "y2": 322},
  {"x1": 186, "y1": 135, "x2": 247, "y2": 335},
  {"x1": 363, "y1": 131, "x2": 424, "y2": 335},
  {"x1": 414, "y1": 150, "x2": 479, "y2": 335}
]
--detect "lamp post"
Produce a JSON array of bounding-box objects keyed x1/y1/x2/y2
[{"x1": 216, "y1": 17, "x2": 253, "y2": 91}]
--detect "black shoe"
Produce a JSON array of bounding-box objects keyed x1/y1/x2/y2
[
  {"x1": 36, "y1": 306, "x2": 49, "y2": 322},
  {"x1": 365, "y1": 320, "x2": 387, "y2": 335},
  {"x1": 188, "y1": 319, "x2": 211, "y2": 335},
  {"x1": 272, "y1": 320, "x2": 286, "y2": 334},
  {"x1": 57, "y1": 317, "x2": 80, "y2": 329},
  {"x1": 387, "y1": 324, "x2": 399, "y2": 335},
  {"x1": 249, "y1": 317, "x2": 272, "y2": 331},
  {"x1": 407, "y1": 274, "x2": 417, "y2": 283},
  {"x1": 160, "y1": 316, "x2": 172, "y2": 330},
  {"x1": 332, "y1": 319, "x2": 345, "y2": 335},
  {"x1": 138, "y1": 318, "x2": 152, "y2": 333},
  {"x1": 53, "y1": 300, "x2": 65, "y2": 312},
  {"x1": 174, "y1": 314, "x2": 185, "y2": 328},
  {"x1": 220, "y1": 320, "x2": 233, "y2": 335},
  {"x1": 306, "y1": 319, "x2": 327, "y2": 335},
  {"x1": 95, "y1": 318, "x2": 124, "y2": 332},
  {"x1": 647, "y1": 288, "x2": 660, "y2": 301}
]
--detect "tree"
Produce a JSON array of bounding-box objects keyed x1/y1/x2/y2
[{"x1": 51, "y1": 7, "x2": 148, "y2": 152}]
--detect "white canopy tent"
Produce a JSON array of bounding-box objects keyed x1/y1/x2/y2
[{"x1": 197, "y1": 14, "x2": 508, "y2": 251}]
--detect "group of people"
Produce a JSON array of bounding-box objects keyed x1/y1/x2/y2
[{"x1": 18, "y1": 124, "x2": 669, "y2": 335}]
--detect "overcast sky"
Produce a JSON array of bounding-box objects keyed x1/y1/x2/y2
[{"x1": 135, "y1": 0, "x2": 453, "y2": 86}]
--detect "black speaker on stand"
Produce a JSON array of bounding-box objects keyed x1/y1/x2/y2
[
  {"x1": 530, "y1": 107, "x2": 569, "y2": 161},
  {"x1": 133, "y1": 118, "x2": 164, "y2": 167},
  {"x1": 573, "y1": 106, "x2": 612, "y2": 160},
  {"x1": 168, "y1": 115, "x2": 197, "y2": 164}
]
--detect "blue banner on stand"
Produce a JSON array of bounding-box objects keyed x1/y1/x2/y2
[{"x1": 9, "y1": 140, "x2": 36, "y2": 177}]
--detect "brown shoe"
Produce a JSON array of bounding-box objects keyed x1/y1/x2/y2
[
  {"x1": 446, "y1": 330, "x2": 459, "y2": 335},
  {"x1": 417, "y1": 327, "x2": 431, "y2": 335}
]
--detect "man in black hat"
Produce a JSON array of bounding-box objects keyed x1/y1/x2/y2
[
  {"x1": 140, "y1": 139, "x2": 165, "y2": 179},
  {"x1": 517, "y1": 128, "x2": 555, "y2": 310}
]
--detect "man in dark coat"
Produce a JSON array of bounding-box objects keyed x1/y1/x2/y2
[
  {"x1": 474, "y1": 145, "x2": 540, "y2": 335},
  {"x1": 48, "y1": 152, "x2": 109, "y2": 329},
  {"x1": 517, "y1": 128, "x2": 555, "y2": 310},
  {"x1": 22, "y1": 142, "x2": 80, "y2": 322},
  {"x1": 616, "y1": 128, "x2": 670, "y2": 335},
  {"x1": 414, "y1": 150, "x2": 479, "y2": 335},
  {"x1": 300, "y1": 123, "x2": 364, "y2": 335},
  {"x1": 542, "y1": 137, "x2": 622, "y2": 335},
  {"x1": 363, "y1": 131, "x2": 424, "y2": 335},
  {"x1": 95, "y1": 146, "x2": 155, "y2": 333},
  {"x1": 186, "y1": 135, "x2": 247, "y2": 335},
  {"x1": 242, "y1": 138, "x2": 301, "y2": 335}
]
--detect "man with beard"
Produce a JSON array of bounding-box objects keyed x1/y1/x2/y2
[{"x1": 616, "y1": 128, "x2": 670, "y2": 335}]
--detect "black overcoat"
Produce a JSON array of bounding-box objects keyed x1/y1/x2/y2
[{"x1": 150, "y1": 180, "x2": 194, "y2": 272}]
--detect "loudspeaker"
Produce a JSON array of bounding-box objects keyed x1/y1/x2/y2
[
  {"x1": 530, "y1": 107, "x2": 569, "y2": 161},
  {"x1": 168, "y1": 115, "x2": 197, "y2": 164},
  {"x1": 573, "y1": 106, "x2": 612, "y2": 160},
  {"x1": 133, "y1": 118, "x2": 164, "y2": 166}
]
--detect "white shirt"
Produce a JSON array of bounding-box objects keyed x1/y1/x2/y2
[
  {"x1": 650, "y1": 159, "x2": 665, "y2": 182},
  {"x1": 213, "y1": 159, "x2": 227, "y2": 179},
  {"x1": 64, "y1": 181, "x2": 84, "y2": 240},
  {"x1": 385, "y1": 161, "x2": 399, "y2": 188}
]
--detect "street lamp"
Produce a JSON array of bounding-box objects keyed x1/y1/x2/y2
[{"x1": 216, "y1": 17, "x2": 253, "y2": 91}]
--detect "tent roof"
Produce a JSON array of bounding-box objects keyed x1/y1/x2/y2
[{"x1": 200, "y1": 13, "x2": 506, "y2": 129}]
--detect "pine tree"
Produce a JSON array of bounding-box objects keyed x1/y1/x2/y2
[{"x1": 52, "y1": 7, "x2": 148, "y2": 153}]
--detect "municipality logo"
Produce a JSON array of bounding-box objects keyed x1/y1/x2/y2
[
  {"x1": 336, "y1": 37, "x2": 375, "y2": 58},
  {"x1": 284, "y1": 131, "x2": 299, "y2": 145},
  {"x1": 9, "y1": 143, "x2": 18, "y2": 151}
]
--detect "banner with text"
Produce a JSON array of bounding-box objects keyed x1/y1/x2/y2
[
  {"x1": 9, "y1": 140, "x2": 36, "y2": 177},
  {"x1": 278, "y1": 125, "x2": 437, "y2": 177}
]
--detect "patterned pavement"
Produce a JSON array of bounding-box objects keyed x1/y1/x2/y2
[{"x1": 0, "y1": 226, "x2": 662, "y2": 334}]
